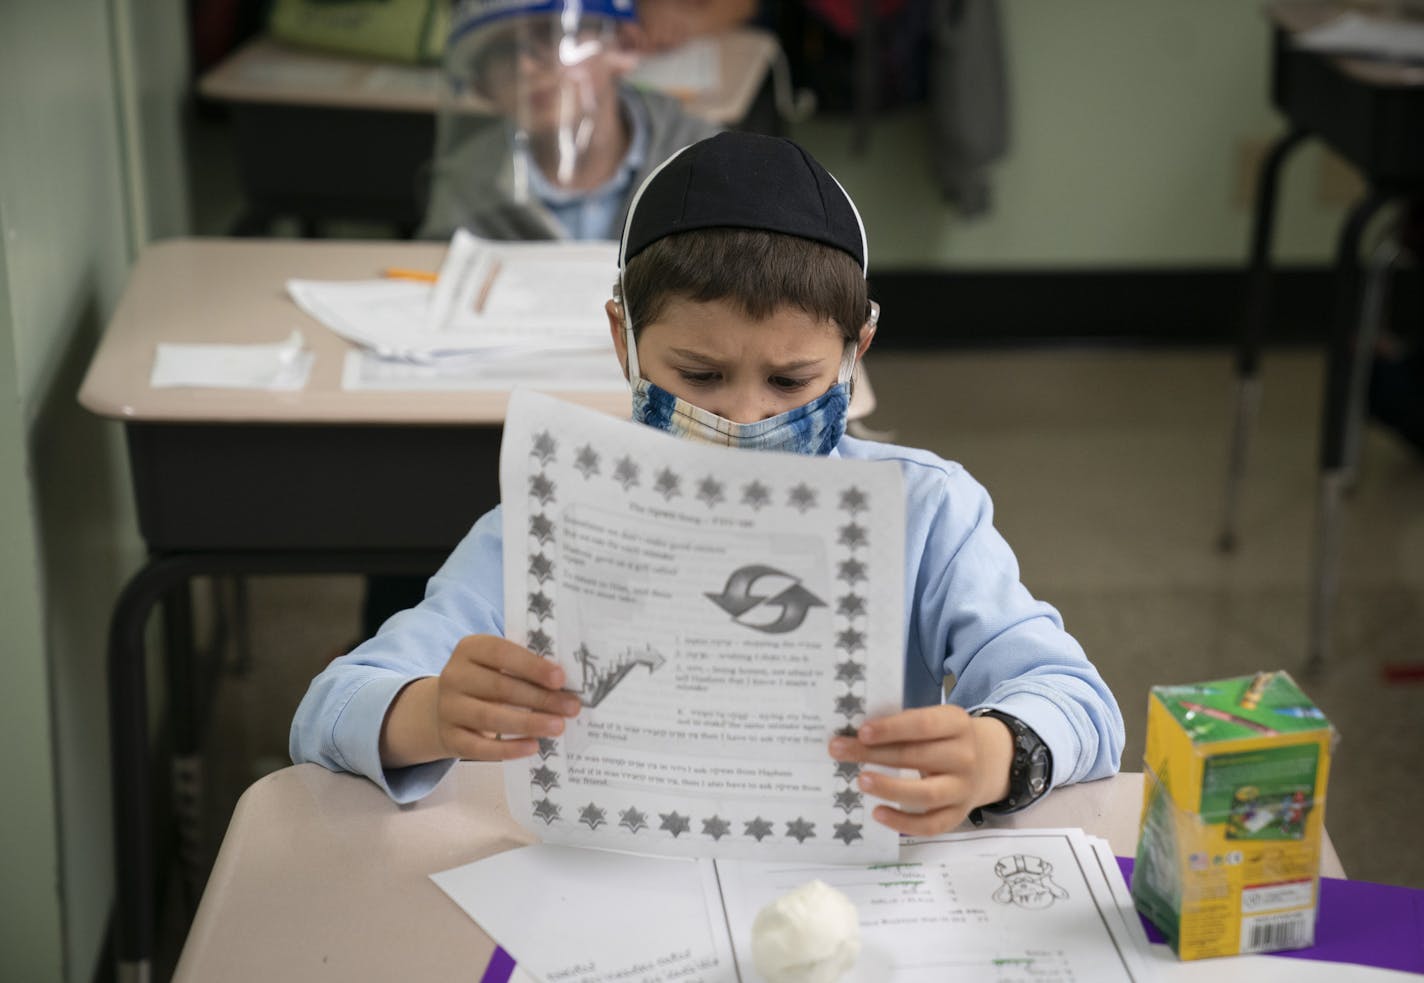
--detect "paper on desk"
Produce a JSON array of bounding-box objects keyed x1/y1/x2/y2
[
  {"x1": 341, "y1": 347, "x2": 625, "y2": 392},
  {"x1": 432, "y1": 844, "x2": 735, "y2": 983},
  {"x1": 432, "y1": 829, "x2": 1149, "y2": 983},
  {"x1": 288, "y1": 231, "x2": 615, "y2": 360},
  {"x1": 1295, "y1": 12, "x2": 1424, "y2": 64},
  {"x1": 150, "y1": 330, "x2": 313, "y2": 390},
  {"x1": 627, "y1": 37, "x2": 721, "y2": 95},
  {"x1": 500, "y1": 390, "x2": 906, "y2": 863}
]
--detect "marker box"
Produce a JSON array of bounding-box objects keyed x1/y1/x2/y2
[{"x1": 1131, "y1": 672, "x2": 1337, "y2": 960}]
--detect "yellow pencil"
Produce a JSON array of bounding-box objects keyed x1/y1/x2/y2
[{"x1": 383, "y1": 267, "x2": 439, "y2": 284}]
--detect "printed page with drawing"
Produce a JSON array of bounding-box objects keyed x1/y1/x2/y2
[{"x1": 500, "y1": 390, "x2": 906, "y2": 863}]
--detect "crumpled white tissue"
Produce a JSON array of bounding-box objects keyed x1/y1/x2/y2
[{"x1": 750, "y1": 879, "x2": 860, "y2": 983}]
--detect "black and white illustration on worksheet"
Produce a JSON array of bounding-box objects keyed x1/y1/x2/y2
[
  {"x1": 500, "y1": 389, "x2": 907, "y2": 862},
  {"x1": 991, "y1": 855, "x2": 1070, "y2": 909}
]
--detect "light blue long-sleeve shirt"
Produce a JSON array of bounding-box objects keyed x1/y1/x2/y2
[{"x1": 290, "y1": 435, "x2": 1124, "y2": 803}]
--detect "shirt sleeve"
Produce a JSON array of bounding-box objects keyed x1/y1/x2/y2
[
  {"x1": 908, "y1": 466, "x2": 1125, "y2": 789},
  {"x1": 289, "y1": 507, "x2": 506, "y2": 803}
]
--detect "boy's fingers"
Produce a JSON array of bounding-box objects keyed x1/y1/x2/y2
[
  {"x1": 832, "y1": 737, "x2": 973, "y2": 775},
  {"x1": 856, "y1": 706, "x2": 969, "y2": 746},
  {"x1": 462, "y1": 663, "x2": 582, "y2": 716},
  {"x1": 441, "y1": 726, "x2": 540, "y2": 762},
  {"x1": 444, "y1": 693, "x2": 570, "y2": 740},
  {"x1": 457, "y1": 636, "x2": 567, "y2": 690},
  {"x1": 855, "y1": 769, "x2": 969, "y2": 810},
  {"x1": 870, "y1": 803, "x2": 970, "y2": 837}
]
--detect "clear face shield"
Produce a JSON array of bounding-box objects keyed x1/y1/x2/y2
[{"x1": 434, "y1": 3, "x2": 634, "y2": 220}]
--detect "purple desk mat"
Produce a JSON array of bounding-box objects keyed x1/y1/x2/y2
[{"x1": 1116, "y1": 856, "x2": 1424, "y2": 974}]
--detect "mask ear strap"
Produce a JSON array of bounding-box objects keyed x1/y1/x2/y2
[
  {"x1": 617, "y1": 270, "x2": 642, "y2": 381},
  {"x1": 838, "y1": 298, "x2": 879, "y2": 389}
]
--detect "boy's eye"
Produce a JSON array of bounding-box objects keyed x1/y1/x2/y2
[
  {"x1": 770, "y1": 376, "x2": 812, "y2": 392},
  {"x1": 677, "y1": 370, "x2": 719, "y2": 385}
]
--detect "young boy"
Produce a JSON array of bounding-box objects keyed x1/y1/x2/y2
[
  {"x1": 294, "y1": 132, "x2": 1124, "y2": 834},
  {"x1": 419, "y1": 0, "x2": 718, "y2": 242}
]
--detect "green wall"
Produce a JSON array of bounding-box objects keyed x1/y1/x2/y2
[
  {"x1": 0, "y1": 1, "x2": 188, "y2": 980},
  {"x1": 794, "y1": 0, "x2": 1348, "y2": 267}
]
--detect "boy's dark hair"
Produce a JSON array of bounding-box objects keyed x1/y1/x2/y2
[{"x1": 621, "y1": 227, "x2": 869, "y2": 345}]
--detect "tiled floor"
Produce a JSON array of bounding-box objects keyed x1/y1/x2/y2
[{"x1": 194, "y1": 345, "x2": 1424, "y2": 899}]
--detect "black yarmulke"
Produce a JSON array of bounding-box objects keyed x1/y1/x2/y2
[{"x1": 618, "y1": 132, "x2": 867, "y2": 272}]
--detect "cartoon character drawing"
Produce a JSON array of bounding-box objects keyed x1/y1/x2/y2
[{"x1": 992, "y1": 855, "x2": 1070, "y2": 909}]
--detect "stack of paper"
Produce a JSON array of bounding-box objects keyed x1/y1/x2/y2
[
  {"x1": 288, "y1": 231, "x2": 626, "y2": 392},
  {"x1": 432, "y1": 828, "x2": 1153, "y2": 983}
]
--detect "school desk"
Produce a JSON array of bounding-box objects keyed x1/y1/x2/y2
[
  {"x1": 78, "y1": 236, "x2": 877, "y2": 983},
  {"x1": 1220, "y1": 1, "x2": 1424, "y2": 673},
  {"x1": 197, "y1": 29, "x2": 781, "y2": 235},
  {"x1": 169, "y1": 765, "x2": 1347, "y2": 982}
]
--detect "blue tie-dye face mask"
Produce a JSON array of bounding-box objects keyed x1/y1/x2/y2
[{"x1": 630, "y1": 368, "x2": 852, "y2": 455}]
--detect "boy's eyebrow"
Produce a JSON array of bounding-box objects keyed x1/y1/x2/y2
[{"x1": 667, "y1": 347, "x2": 826, "y2": 372}]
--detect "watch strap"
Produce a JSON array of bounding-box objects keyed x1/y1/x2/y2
[{"x1": 968, "y1": 708, "x2": 1053, "y2": 824}]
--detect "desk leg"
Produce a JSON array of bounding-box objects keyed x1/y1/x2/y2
[
  {"x1": 1220, "y1": 127, "x2": 1309, "y2": 552},
  {"x1": 1307, "y1": 188, "x2": 1395, "y2": 676},
  {"x1": 162, "y1": 582, "x2": 207, "y2": 910},
  {"x1": 109, "y1": 550, "x2": 445, "y2": 981}
]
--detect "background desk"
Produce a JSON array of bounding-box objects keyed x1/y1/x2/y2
[
  {"x1": 197, "y1": 30, "x2": 781, "y2": 235},
  {"x1": 172, "y1": 766, "x2": 1346, "y2": 982},
  {"x1": 79, "y1": 236, "x2": 875, "y2": 981},
  {"x1": 1222, "y1": 1, "x2": 1424, "y2": 672}
]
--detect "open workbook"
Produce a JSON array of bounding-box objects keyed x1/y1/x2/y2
[{"x1": 431, "y1": 827, "x2": 1149, "y2": 983}]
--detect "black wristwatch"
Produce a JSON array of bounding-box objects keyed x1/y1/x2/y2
[{"x1": 968, "y1": 709, "x2": 1053, "y2": 824}]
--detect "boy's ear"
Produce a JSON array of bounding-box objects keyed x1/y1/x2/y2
[{"x1": 606, "y1": 299, "x2": 630, "y2": 380}]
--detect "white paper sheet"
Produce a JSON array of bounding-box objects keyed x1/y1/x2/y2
[
  {"x1": 500, "y1": 390, "x2": 906, "y2": 863},
  {"x1": 1294, "y1": 12, "x2": 1424, "y2": 63},
  {"x1": 340, "y1": 347, "x2": 626, "y2": 392},
  {"x1": 431, "y1": 844, "x2": 735, "y2": 983},
  {"x1": 288, "y1": 231, "x2": 616, "y2": 361},
  {"x1": 432, "y1": 830, "x2": 1151, "y2": 983},
  {"x1": 628, "y1": 38, "x2": 721, "y2": 94},
  {"x1": 150, "y1": 330, "x2": 313, "y2": 390},
  {"x1": 718, "y1": 829, "x2": 1145, "y2": 982}
]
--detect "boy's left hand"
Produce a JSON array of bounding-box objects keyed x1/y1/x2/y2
[{"x1": 828, "y1": 706, "x2": 1015, "y2": 835}]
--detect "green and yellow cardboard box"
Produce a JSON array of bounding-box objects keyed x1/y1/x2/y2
[{"x1": 1131, "y1": 672, "x2": 1336, "y2": 960}]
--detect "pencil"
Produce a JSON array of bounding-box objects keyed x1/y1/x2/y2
[{"x1": 383, "y1": 267, "x2": 439, "y2": 284}]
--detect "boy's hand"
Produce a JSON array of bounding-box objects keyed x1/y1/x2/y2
[
  {"x1": 435, "y1": 635, "x2": 583, "y2": 760},
  {"x1": 380, "y1": 635, "x2": 581, "y2": 767},
  {"x1": 828, "y1": 706, "x2": 1014, "y2": 835}
]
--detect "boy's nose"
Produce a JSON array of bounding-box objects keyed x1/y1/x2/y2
[{"x1": 718, "y1": 388, "x2": 774, "y2": 425}]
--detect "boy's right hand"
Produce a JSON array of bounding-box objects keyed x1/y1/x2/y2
[
  {"x1": 435, "y1": 635, "x2": 583, "y2": 761},
  {"x1": 380, "y1": 635, "x2": 581, "y2": 767}
]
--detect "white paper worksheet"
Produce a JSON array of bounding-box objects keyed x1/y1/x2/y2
[
  {"x1": 717, "y1": 830, "x2": 1147, "y2": 982},
  {"x1": 500, "y1": 390, "x2": 906, "y2": 863},
  {"x1": 430, "y1": 830, "x2": 1152, "y2": 983}
]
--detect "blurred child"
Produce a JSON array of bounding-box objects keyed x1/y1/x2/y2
[
  {"x1": 299, "y1": 132, "x2": 1124, "y2": 834},
  {"x1": 419, "y1": 0, "x2": 718, "y2": 241}
]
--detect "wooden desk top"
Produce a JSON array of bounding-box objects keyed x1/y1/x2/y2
[
  {"x1": 1270, "y1": 1, "x2": 1424, "y2": 87},
  {"x1": 198, "y1": 29, "x2": 779, "y2": 125},
  {"x1": 79, "y1": 237, "x2": 876, "y2": 427},
  {"x1": 78, "y1": 238, "x2": 628, "y2": 425},
  {"x1": 171, "y1": 765, "x2": 1345, "y2": 982}
]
